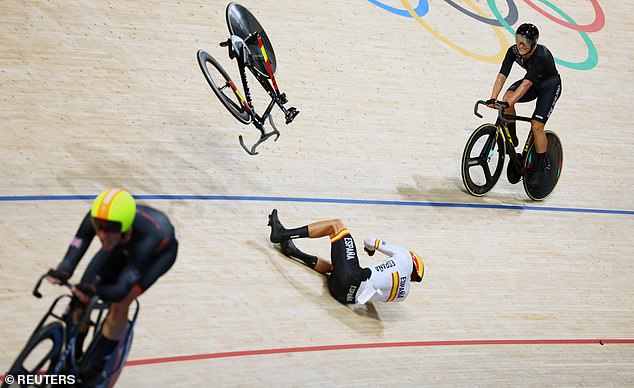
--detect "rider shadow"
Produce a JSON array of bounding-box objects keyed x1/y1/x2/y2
[
  {"x1": 397, "y1": 174, "x2": 529, "y2": 208},
  {"x1": 246, "y1": 240, "x2": 385, "y2": 335}
]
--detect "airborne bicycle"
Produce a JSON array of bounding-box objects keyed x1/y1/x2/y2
[
  {"x1": 2, "y1": 274, "x2": 139, "y2": 388},
  {"x1": 461, "y1": 100, "x2": 563, "y2": 200},
  {"x1": 197, "y1": 2, "x2": 299, "y2": 155}
]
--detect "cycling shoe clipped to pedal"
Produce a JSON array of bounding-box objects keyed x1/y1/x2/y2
[
  {"x1": 507, "y1": 165, "x2": 522, "y2": 184},
  {"x1": 507, "y1": 159, "x2": 522, "y2": 184}
]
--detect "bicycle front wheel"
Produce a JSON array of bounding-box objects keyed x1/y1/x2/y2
[
  {"x1": 197, "y1": 50, "x2": 252, "y2": 125},
  {"x1": 461, "y1": 124, "x2": 505, "y2": 196},
  {"x1": 2, "y1": 322, "x2": 64, "y2": 388}
]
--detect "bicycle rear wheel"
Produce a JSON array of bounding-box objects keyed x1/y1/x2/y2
[
  {"x1": 197, "y1": 50, "x2": 251, "y2": 125},
  {"x1": 523, "y1": 130, "x2": 563, "y2": 201},
  {"x1": 226, "y1": 2, "x2": 276, "y2": 77},
  {"x1": 461, "y1": 124, "x2": 505, "y2": 196},
  {"x1": 2, "y1": 322, "x2": 64, "y2": 388}
]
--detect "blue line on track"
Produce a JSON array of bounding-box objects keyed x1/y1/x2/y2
[{"x1": 1, "y1": 194, "x2": 633, "y2": 216}]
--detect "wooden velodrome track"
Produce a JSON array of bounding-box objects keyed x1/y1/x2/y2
[{"x1": 1, "y1": 0, "x2": 633, "y2": 386}]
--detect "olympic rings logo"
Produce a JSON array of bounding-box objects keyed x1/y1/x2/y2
[{"x1": 367, "y1": 0, "x2": 604, "y2": 70}]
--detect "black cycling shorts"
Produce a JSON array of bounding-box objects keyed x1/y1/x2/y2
[
  {"x1": 508, "y1": 74, "x2": 561, "y2": 124},
  {"x1": 81, "y1": 238, "x2": 178, "y2": 296},
  {"x1": 327, "y1": 229, "x2": 371, "y2": 305}
]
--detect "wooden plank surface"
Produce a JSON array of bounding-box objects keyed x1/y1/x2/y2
[{"x1": 1, "y1": 1, "x2": 633, "y2": 386}]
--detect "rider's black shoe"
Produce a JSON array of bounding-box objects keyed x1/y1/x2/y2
[
  {"x1": 506, "y1": 152, "x2": 523, "y2": 184},
  {"x1": 280, "y1": 239, "x2": 318, "y2": 268},
  {"x1": 527, "y1": 156, "x2": 551, "y2": 187},
  {"x1": 280, "y1": 238, "x2": 299, "y2": 257},
  {"x1": 268, "y1": 209, "x2": 286, "y2": 243},
  {"x1": 507, "y1": 161, "x2": 522, "y2": 184}
]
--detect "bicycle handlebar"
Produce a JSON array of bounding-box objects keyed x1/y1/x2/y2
[
  {"x1": 33, "y1": 272, "x2": 100, "y2": 299},
  {"x1": 473, "y1": 99, "x2": 532, "y2": 122},
  {"x1": 33, "y1": 273, "x2": 70, "y2": 298}
]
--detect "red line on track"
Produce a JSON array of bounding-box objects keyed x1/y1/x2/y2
[
  {"x1": 125, "y1": 338, "x2": 634, "y2": 367},
  {"x1": 2, "y1": 339, "x2": 633, "y2": 381}
]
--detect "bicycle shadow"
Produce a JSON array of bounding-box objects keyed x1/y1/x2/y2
[{"x1": 246, "y1": 240, "x2": 385, "y2": 335}]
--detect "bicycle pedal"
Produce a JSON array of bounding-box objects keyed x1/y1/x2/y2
[{"x1": 285, "y1": 107, "x2": 299, "y2": 124}]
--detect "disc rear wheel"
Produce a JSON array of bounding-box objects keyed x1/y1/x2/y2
[{"x1": 523, "y1": 130, "x2": 563, "y2": 201}]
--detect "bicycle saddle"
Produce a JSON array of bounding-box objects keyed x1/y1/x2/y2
[{"x1": 228, "y1": 35, "x2": 252, "y2": 66}]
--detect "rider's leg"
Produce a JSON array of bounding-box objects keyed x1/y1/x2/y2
[
  {"x1": 527, "y1": 74, "x2": 561, "y2": 185},
  {"x1": 531, "y1": 120, "x2": 547, "y2": 154},
  {"x1": 73, "y1": 249, "x2": 121, "y2": 361},
  {"x1": 502, "y1": 89, "x2": 519, "y2": 148},
  {"x1": 81, "y1": 239, "x2": 177, "y2": 384},
  {"x1": 308, "y1": 218, "x2": 347, "y2": 239},
  {"x1": 80, "y1": 287, "x2": 139, "y2": 385},
  {"x1": 62, "y1": 296, "x2": 90, "y2": 359},
  {"x1": 103, "y1": 288, "x2": 139, "y2": 339},
  {"x1": 281, "y1": 239, "x2": 333, "y2": 274},
  {"x1": 527, "y1": 120, "x2": 549, "y2": 185},
  {"x1": 269, "y1": 210, "x2": 335, "y2": 273}
]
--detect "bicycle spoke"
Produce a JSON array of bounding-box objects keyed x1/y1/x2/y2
[
  {"x1": 479, "y1": 133, "x2": 496, "y2": 159},
  {"x1": 467, "y1": 156, "x2": 480, "y2": 167},
  {"x1": 482, "y1": 162, "x2": 492, "y2": 181}
]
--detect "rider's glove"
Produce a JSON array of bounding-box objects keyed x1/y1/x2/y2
[
  {"x1": 75, "y1": 282, "x2": 96, "y2": 298},
  {"x1": 46, "y1": 268, "x2": 69, "y2": 284},
  {"x1": 363, "y1": 238, "x2": 378, "y2": 256}
]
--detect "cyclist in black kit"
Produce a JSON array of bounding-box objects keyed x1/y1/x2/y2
[
  {"x1": 45, "y1": 188, "x2": 178, "y2": 385},
  {"x1": 488, "y1": 23, "x2": 562, "y2": 185}
]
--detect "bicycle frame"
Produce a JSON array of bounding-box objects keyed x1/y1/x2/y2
[
  {"x1": 24, "y1": 274, "x2": 139, "y2": 383},
  {"x1": 474, "y1": 100, "x2": 534, "y2": 173},
  {"x1": 50, "y1": 296, "x2": 106, "y2": 376},
  {"x1": 222, "y1": 32, "x2": 299, "y2": 155}
]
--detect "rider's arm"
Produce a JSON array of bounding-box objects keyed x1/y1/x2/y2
[
  {"x1": 355, "y1": 280, "x2": 382, "y2": 304},
  {"x1": 56, "y1": 211, "x2": 96, "y2": 278},
  {"x1": 490, "y1": 73, "x2": 507, "y2": 101},
  {"x1": 363, "y1": 237, "x2": 408, "y2": 257},
  {"x1": 491, "y1": 47, "x2": 514, "y2": 101}
]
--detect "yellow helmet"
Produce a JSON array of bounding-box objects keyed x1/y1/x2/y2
[
  {"x1": 409, "y1": 250, "x2": 424, "y2": 282},
  {"x1": 91, "y1": 189, "x2": 136, "y2": 233}
]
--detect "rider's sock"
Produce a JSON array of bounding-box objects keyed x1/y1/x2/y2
[{"x1": 282, "y1": 226, "x2": 309, "y2": 240}]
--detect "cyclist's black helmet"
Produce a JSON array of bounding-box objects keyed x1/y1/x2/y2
[{"x1": 516, "y1": 23, "x2": 539, "y2": 47}]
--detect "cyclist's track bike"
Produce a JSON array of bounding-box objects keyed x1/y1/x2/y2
[
  {"x1": 197, "y1": 2, "x2": 299, "y2": 155},
  {"x1": 2, "y1": 274, "x2": 139, "y2": 388},
  {"x1": 461, "y1": 100, "x2": 563, "y2": 200}
]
